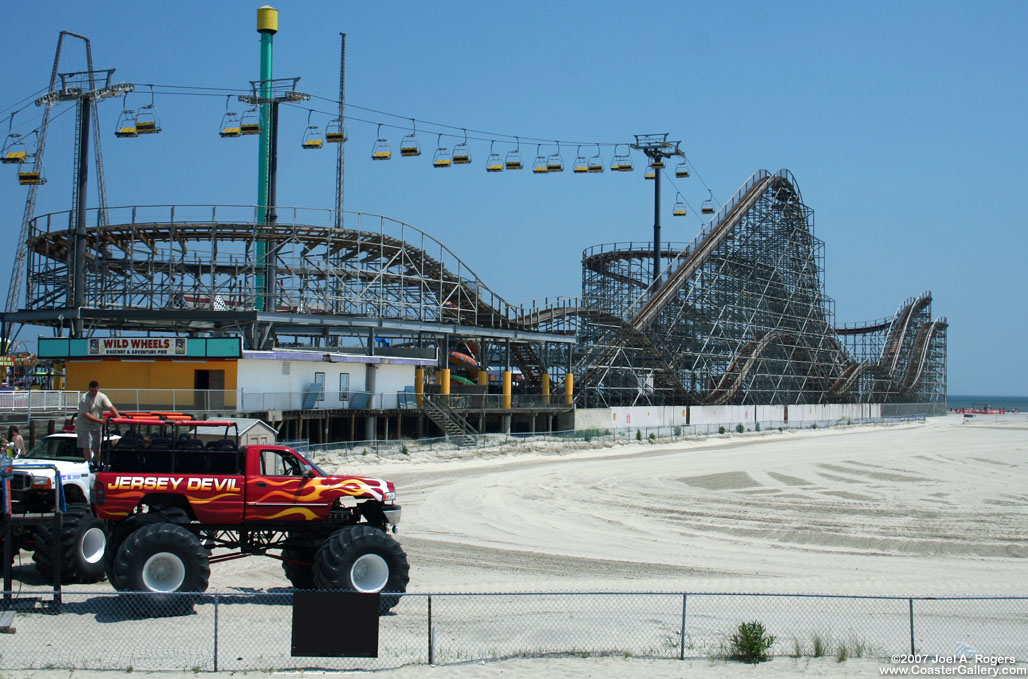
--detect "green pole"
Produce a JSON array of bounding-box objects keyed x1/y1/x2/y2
[{"x1": 256, "y1": 6, "x2": 278, "y2": 311}]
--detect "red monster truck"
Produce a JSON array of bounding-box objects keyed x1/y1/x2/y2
[{"x1": 92, "y1": 416, "x2": 408, "y2": 615}]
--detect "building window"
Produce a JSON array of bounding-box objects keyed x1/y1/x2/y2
[
  {"x1": 339, "y1": 373, "x2": 350, "y2": 401},
  {"x1": 314, "y1": 372, "x2": 325, "y2": 401}
]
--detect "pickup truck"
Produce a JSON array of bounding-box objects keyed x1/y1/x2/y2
[
  {"x1": 93, "y1": 416, "x2": 408, "y2": 616},
  {"x1": 3, "y1": 431, "x2": 110, "y2": 584}
]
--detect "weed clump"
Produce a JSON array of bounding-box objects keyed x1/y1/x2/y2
[{"x1": 728, "y1": 621, "x2": 775, "y2": 664}]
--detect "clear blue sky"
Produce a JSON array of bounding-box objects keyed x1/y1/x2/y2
[{"x1": 0, "y1": 1, "x2": 1024, "y2": 396}]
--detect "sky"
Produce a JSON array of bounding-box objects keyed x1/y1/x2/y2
[{"x1": 0, "y1": 1, "x2": 1024, "y2": 396}]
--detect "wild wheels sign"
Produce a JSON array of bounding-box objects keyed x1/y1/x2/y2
[{"x1": 88, "y1": 337, "x2": 187, "y2": 356}]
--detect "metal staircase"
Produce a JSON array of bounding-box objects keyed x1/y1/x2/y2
[{"x1": 421, "y1": 394, "x2": 478, "y2": 447}]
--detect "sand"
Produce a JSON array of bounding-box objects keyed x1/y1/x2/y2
[{"x1": 7, "y1": 413, "x2": 1027, "y2": 677}]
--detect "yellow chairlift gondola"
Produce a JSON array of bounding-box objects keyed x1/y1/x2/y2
[
  {"x1": 644, "y1": 164, "x2": 656, "y2": 180},
  {"x1": 673, "y1": 193, "x2": 687, "y2": 217},
  {"x1": 675, "y1": 158, "x2": 690, "y2": 178},
  {"x1": 452, "y1": 129, "x2": 471, "y2": 165},
  {"x1": 588, "y1": 144, "x2": 604, "y2": 173},
  {"x1": 610, "y1": 144, "x2": 633, "y2": 172},
  {"x1": 114, "y1": 92, "x2": 137, "y2": 138},
  {"x1": 486, "y1": 141, "x2": 503, "y2": 172},
  {"x1": 17, "y1": 132, "x2": 44, "y2": 185},
  {"x1": 432, "y1": 133, "x2": 452, "y2": 168},
  {"x1": 134, "y1": 85, "x2": 161, "y2": 135},
  {"x1": 371, "y1": 124, "x2": 391, "y2": 160},
  {"x1": 505, "y1": 137, "x2": 524, "y2": 170},
  {"x1": 2, "y1": 115, "x2": 27, "y2": 164},
  {"x1": 400, "y1": 119, "x2": 420, "y2": 157},
  {"x1": 219, "y1": 96, "x2": 241, "y2": 138},
  {"x1": 573, "y1": 145, "x2": 589, "y2": 174},
  {"x1": 301, "y1": 110, "x2": 324, "y2": 149},
  {"x1": 326, "y1": 117, "x2": 346, "y2": 143},
  {"x1": 546, "y1": 142, "x2": 564, "y2": 173},
  {"x1": 701, "y1": 189, "x2": 716, "y2": 215},
  {"x1": 532, "y1": 144, "x2": 549, "y2": 174},
  {"x1": 239, "y1": 106, "x2": 261, "y2": 135},
  {"x1": 1, "y1": 135, "x2": 25, "y2": 164}
]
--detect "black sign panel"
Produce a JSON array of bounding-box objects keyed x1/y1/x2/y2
[{"x1": 291, "y1": 591, "x2": 380, "y2": 657}]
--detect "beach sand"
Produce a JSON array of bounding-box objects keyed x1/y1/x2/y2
[{"x1": 8, "y1": 413, "x2": 1027, "y2": 677}]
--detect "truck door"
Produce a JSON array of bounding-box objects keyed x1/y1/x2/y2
[{"x1": 245, "y1": 448, "x2": 327, "y2": 521}]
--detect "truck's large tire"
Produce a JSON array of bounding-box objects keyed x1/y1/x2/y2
[
  {"x1": 313, "y1": 525, "x2": 410, "y2": 613},
  {"x1": 112, "y1": 522, "x2": 210, "y2": 617},
  {"x1": 281, "y1": 546, "x2": 316, "y2": 589},
  {"x1": 32, "y1": 503, "x2": 107, "y2": 584},
  {"x1": 104, "y1": 508, "x2": 191, "y2": 590}
]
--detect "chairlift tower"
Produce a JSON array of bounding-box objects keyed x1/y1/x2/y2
[
  {"x1": 2, "y1": 32, "x2": 120, "y2": 346},
  {"x1": 246, "y1": 7, "x2": 310, "y2": 319},
  {"x1": 34, "y1": 68, "x2": 131, "y2": 338},
  {"x1": 631, "y1": 134, "x2": 685, "y2": 283}
]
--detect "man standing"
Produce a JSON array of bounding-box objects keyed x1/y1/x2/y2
[{"x1": 77, "y1": 380, "x2": 120, "y2": 468}]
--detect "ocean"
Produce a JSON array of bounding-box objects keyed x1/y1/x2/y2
[{"x1": 947, "y1": 394, "x2": 1028, "y2": 412}]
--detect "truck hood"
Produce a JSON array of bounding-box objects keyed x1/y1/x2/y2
[
  {"x1": 314, "y1": 474, "x2": 395, "y2": 502},
  {"x1": 10, "y1": 458, "x2": 91, "y2": 483}
]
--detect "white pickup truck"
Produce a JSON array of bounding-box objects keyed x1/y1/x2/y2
[{"x1": 5, "y1": 432, "x2": 112, "y2": 583}]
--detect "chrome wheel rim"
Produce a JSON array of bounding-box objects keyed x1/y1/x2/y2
[{"x1": 350, "y1": 553, "x2": 389, "y2": 593}]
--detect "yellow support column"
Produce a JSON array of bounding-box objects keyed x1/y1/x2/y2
[
  {"x1": 541, "y1": 372, "x2": 550, "y2": 405},
  {"x1": 564, "y1": 373, "x2": 574, "y2": 405},
  {"x1": 502, "y1": 370, "x2": 512, "y2": 409},
  {"x1": 477, "y1": 368, "x2": 489, "y2": 386},
  {"x1": 415, "y1": 367, "x2": 424, "y2": 407},
  {"x1": 437, "y1": 369, "x2": 451, "y2": 395}
]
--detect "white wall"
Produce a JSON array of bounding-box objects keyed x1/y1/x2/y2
[
  {"x1": 236, "y1": 357, "x2": 421, "y2": 411},
  {"x1": 577, "y1": 403, "x2": 886, "y2": 430}
]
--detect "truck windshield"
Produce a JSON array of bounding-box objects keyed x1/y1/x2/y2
[{"x1": 24, "y1": 437, "x2": 80, "y2": 461}]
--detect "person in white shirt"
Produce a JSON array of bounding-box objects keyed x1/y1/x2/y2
[{"x1": 76, "y1": 380, "x2": 120, "y2": 467}]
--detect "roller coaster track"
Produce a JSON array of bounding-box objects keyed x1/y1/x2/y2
[
  {"x1": 900, "y1": 319, "x2": 946, "y2": 394},
  {"x1": 564, "y1": 171, "x2": 791, "y2": 400},
  {"x1": 700, "y1": 294, "x2": 945, "y2": 402},
  {"x1": 560, "y1": 168, "x2": 945, "y2": 405}
]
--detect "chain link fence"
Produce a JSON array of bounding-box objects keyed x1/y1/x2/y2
[
  {"x1": 1, "y1": 591, "x2": 1024, "y2": 671},
  {"x1": 294, "y1": 415, "x2": 927, "y2": 460}
]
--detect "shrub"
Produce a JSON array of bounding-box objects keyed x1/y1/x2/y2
[
  {"x1": 736, "y1": 423, "x2": 745, "y2": 433},
  {"x1": 674, "y1": 426, "x2": 682, "y2": 437},
  {"x1": 636, "y1": 429, "x2": 642, "y2": 441},
  {"x1": 648, "y1": 432, "x2": 656, "y2": 442},
  {"x1": 401, "y1": 444, "x2": 409, "y2": 455},
  {"x1": 728, "y1": 621, "x2": 775, "y2": 663},
  {"x1": 584, "y1": 432, "x2": 592, "y2": 443},
  {"x1": 719, "y1": 426, "x2": 726, "y2": 435},
  {"x1": 755, "y1": 422, "x2": 761, "y2": 432}
]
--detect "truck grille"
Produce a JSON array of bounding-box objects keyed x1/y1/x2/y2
[{"x1": 7, "y1": 472, "x2": 32, "y2": 491}]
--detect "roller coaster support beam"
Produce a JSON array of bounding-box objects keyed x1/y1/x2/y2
[{"x1": 631, "y1": 134, "x2": 685, "y2": 282}]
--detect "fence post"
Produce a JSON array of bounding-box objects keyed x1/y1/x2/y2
[
  {"x1": 680, "y1": 594, "x2": 687, "y2": 660},
  {"x1": 908, "y1": 598, "x2": 915, "y2": 655},
  {"x1": 427, "y1": 595, "x2": 433, "y2": 665},
  {"x1": 214, "y1": 592, "x2": 220, "y2": 672}
]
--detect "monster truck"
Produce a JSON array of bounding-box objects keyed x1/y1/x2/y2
[
  {"x1": 93, "y1": 416, "x2": 408, "y2": 616},
  {"x1": 2, "y1": 432, "x2": 111, "y2": 584}
]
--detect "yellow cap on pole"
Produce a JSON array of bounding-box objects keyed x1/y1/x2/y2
[{"x1": 257, "y1": 5, "x2": 279, "y2": 34}]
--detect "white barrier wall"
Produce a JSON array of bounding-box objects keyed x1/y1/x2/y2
[
  {"x1": 786, "y1": 403, "x2": 880, "y2": 422},
  {"x1": 576, "y1": 403, "x2": 883, "y2": 430}
]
